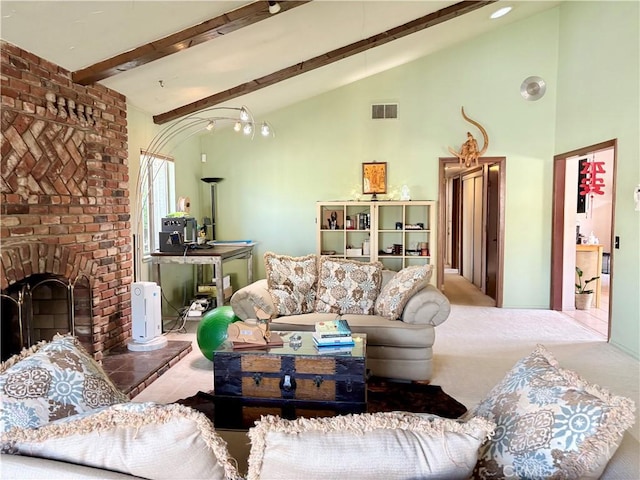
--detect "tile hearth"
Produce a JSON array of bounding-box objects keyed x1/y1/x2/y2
[{"x1": 102, "y1": 340, "x2": 192, "y2": 397}]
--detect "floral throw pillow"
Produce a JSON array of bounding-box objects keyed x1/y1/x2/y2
[
  {"x1": 315, "y1": 257, "x2": 383, "y2": 315},
  {"x1": 0, "y1": 334, "x2": 128, "y2": 432},
  {"x1": 375, "y1": 265, "x2": 432, "y2": 319},
  {"x1": 264, "y1": 252, "x2": 318, "y2": 316},
  {"x1": 469, "y1": 344, "x2": 636, "y2": 479}
]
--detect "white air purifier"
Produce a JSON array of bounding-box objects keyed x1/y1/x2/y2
[{"x1": 127, "y1": 281, "x2": 167, "y2": 351}]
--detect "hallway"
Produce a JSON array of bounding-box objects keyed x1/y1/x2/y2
[
  {"x1": 442, "y1": 272, "x2": 608, "y2": 340},
  {"x1": 442, "y1": 272, "x2": 495, "y2": 307}
]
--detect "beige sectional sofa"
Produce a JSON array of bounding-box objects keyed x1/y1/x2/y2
[
  {"x1": 230, "y1": 254, "x2": 451, "y2": 382},
  {"x1": 2, "y1": 334, "x2": 636, "y2": 479}
]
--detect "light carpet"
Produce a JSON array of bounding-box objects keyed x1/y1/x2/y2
[
  {"x1": 136, "y1": 304, "x2": 639, "y2": 443},
  {"x1": 431, "y1": 304, "x2": 639, "y2": 443}
]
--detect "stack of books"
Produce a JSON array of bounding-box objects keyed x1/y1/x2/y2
[
  {"x1": 313, "y1": 319, "x2": 354, "y2": 349},
  {"x1": 313, "y1": 343, "x2": 354, "y2": 355}
]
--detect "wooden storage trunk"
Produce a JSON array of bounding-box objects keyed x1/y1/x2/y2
[{"x1": 212, "y1": 332, "x2": 367, "y2": 429}]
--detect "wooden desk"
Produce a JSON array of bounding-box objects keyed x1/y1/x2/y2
[
  {"x1": 150, "y1": 244, "x2": 255, "y2": 308},
  {"x1": 576, "y1": 244, "x2": 603, "y2": 308}
]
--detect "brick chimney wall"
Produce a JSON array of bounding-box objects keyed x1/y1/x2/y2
[{"x1": 1, "y1": 40, "x2": 132, "y2": 360}]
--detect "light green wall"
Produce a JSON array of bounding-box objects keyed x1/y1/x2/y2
[
  {"x1": 127, "y1": 104, "x2": 157, "y2": 284},
  {"x1": 128, "y1": 2, "x2": 639, "y2": 359},
  {"x1": 127, "y1": 105, "x2": 207, "y2": 308},
  {"x1": 554, "y1": 1, "x2": 639, "y2": 357},
  {"x1": 199, "y1": 7, "x2": 562, "y2": 309}
]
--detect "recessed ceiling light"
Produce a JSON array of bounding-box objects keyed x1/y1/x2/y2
[
  {"x1": 268, "y1": 1, "x2": 281, "y2": 14},
  {"x1": 491, "y1": 6, "x2": 512, "y2": 19}
]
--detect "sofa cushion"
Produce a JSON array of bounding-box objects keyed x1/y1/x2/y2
[
  {"x1": 375, "y1": 265, "x2": 432, "y2": 319},
  {"x1": 315, "y1": 257, "x2": 383, "y2": 315},
  {"x1": 468, "y1": 344, "x2": 636, "y2": 479},
  {"x1": 246, "y1": 411, "x2": 495, "y2": 480},
  {"x1": 0, "y1": 402, "x2": 241, "y2": 480},
  {"x1": 0, "y1": 453, "x2": 144, "y2": 479},
  {"x1": 264, "y1": 252, "x2": 318, "y2": 316},
  {"x1": 0, "y1": 334, "x2": 128, "y2": 432}
]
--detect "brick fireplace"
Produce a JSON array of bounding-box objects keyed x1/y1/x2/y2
[{"x1": 1, "y1": 41, "x2": 132, "y2": 361}]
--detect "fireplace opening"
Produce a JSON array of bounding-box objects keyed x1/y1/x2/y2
[{"x1": 1, "y1": 273, "x2": 93, "y2": 361}]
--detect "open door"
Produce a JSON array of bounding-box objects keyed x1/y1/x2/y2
[
  {"x1": 485, "y1": 163, "x2": 500, "y2": 299},
  {"x1": 448, "y1": 177, "x2": 461, "y2": 271},
  {"x1": 551, "y1": 139, "x2": 615, "y2": 339},
  {"x1": 461, "y1": 168, "x2": 483, "y2": 288}
]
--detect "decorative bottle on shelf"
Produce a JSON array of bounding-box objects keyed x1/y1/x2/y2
[
  {"x1": 363, "y1": 237, "x2": 370, "y2": 256},
  {"x1": 400, "y1": 185, "x2": 411, "y2": 201}
]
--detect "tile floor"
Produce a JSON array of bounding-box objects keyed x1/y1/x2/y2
[
  {"x1": 127, "y1": 321, "x2": 212, "y2": 403},
  {"x1": 561, "y1": 273, "x2": 609, "y2": 339},
  {"x1": 102, "y1": 337, "x2": 193, "y2": 398}
]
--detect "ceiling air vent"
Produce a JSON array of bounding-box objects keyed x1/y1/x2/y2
[{"x1": 371, "y1": 103, "x2": 398, "y2": 120}]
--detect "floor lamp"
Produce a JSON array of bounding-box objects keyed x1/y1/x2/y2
[{"x1": 201, "y1": 177, "x2": 223, "y2": 242}]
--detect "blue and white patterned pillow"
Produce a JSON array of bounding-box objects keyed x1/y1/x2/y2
[
  {"x1": 0, "y1": 334, "x2": 128, "y2": 432},
  {"x1": 469, "y1": 344, "x2": 635, "y2": 479}
]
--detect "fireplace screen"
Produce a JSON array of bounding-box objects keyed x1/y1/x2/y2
[{"x1": 1, "y1": 274, "x2": 92, "y2": 361}]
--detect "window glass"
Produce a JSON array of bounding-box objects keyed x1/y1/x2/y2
[{"x1": 140, "y1": 153, "x2": 175, "y2": 256}]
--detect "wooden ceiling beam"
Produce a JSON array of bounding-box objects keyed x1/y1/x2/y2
[
  {"x1": 72, "y1": 1, "x2": 311, "y2": 85},
  {"x1": 153, "y1": 0, "x2": 496, "y2": 125}
]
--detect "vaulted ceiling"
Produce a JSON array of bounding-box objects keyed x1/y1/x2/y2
[{"x1": 0, "y1": 1, "x2": 560, "y2": 123}]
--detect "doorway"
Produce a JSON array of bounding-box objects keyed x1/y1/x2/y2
[
  {"x1": 438, "y1": 157, "x2": 505, "y2": 307},
  {"x1": 550, "y1": 140, "x2": 616, "y2": 339}
]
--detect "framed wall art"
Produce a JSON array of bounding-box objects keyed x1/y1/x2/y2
[{"x1": 362, "y1": 162, "x2": 387, "y2": 199}]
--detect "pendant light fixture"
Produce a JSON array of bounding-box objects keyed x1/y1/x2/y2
[{"x1": 133, "y1": 105, "x2": 274, "y2": 279}]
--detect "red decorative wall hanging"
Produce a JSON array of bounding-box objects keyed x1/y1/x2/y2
[{"x1": 579, "y1": 160, "x2": 606, "y2": 196}]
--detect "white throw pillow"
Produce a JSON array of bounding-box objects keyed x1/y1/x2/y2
[
  {"x1": 247, "y1": 411, "x2": 495, "y2": 480},
  {"x1": 468, "y1": 344, "x2": 636, "y2": 479},
  {"x1": 0, "y1": 402, "x2": 242, "y2": 480}
]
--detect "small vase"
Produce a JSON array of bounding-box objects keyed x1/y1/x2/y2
[{"x1": 575, "y1": 293, "x2": 593, "y2": 310}]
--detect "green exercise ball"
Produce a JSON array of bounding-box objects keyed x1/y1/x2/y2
[{"x1": 196, "y1": 306, "x2": 240, "y2": 361}]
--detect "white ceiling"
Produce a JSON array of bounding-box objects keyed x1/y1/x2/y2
[{"x1": 0, "y1": 1, "x2": 561, "y2": 120}]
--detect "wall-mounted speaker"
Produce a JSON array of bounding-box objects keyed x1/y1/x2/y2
[{"x1": 520, "y1": 76, "x2": 546, "y2": 101}]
